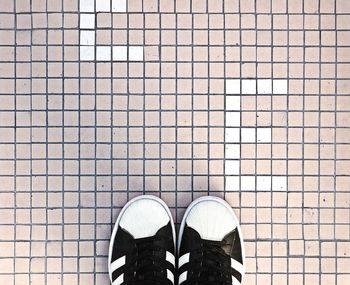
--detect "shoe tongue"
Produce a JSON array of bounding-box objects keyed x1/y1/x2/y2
[
  {"x1": 179, "y1": 225, "x2": 203, "y2": 255},
  {"x1": 153, "y1": 222, "x2": 174, "y2": 252}
]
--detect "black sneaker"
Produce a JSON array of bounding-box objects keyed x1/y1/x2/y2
[
  {"x1": 178, "y1": 196, "x2": 245, "y2": 285},
  {"x1": 108, "y1": 195, "x2": 176, "y2": 285}
]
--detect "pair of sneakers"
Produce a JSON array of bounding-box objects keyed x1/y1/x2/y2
[{"x1": 108, "y1": 195, "x2": 245, "y2": 285}]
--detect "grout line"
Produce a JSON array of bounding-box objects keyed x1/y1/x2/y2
[
  {"x1": 174, "y1": 4, "x2": 179, "y2": 224},
  {"x1": 286, "y1": 1, "x2": 290, "y2": 283},
  {"x1": 142, "y1": 0, "x2": 146, "y2": 195},
  {"x1": 301, "y1": 2, "x2": 306, "y2": 282},
  {"x1": 126, "y1": 0, "x2": 130, "y2": 202},
  {"x1": 93, "y1": 1, "x2": 98, "y2": 283},
  {"x1": 13, "y1": 2, "x2": 17, "y2": 285},
  {"x1": 60, "y1": 0, "x2": 65, "y2": 284},
  {"x1": 270, "y1": 0, "x2": 274, "y2": 280},
  {"x1": 110, "y1": 0, "x2": 114, "y2": 261},
  {"x1": 158, "y1": 0, "x2": 162, "y2": 203},
  {"x1": 334, "y1": 0, "x2": 338, "y2": 283},
  {"x1": 29, "y1": 0, "x2": 34, "y2": 282},
  {"x1": 317, "y1": 0, "x2": 322, "y2": 281},
  {"x1": 207, "y1": 0, "x2": 211, "y2": 197},
  {"x1": 77, "y1": 0, "x2": 82, "y2": 284},
  {"x1": 44, "y1": 0, "x2": 49, "y2": 283}
]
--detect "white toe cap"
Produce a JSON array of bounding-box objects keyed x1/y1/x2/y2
[
  {"x1": 185, "y1": 198, "x2": 238, "y2": 241},
  {"x1": 119, "y1": 197, "x2": 170, "y2": 239}
]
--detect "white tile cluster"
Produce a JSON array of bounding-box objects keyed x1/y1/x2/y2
[
  {"x1": 79, "y1": 0, "x2": 96, "y2": 60},
  {"x1": 226, "y1": 96, "x2": 240, "y2": 111},
  {"x1": 80, "y1": 14, "x2": 95, "y2": 29},
  {"x1": 114, "y1": 46, "x2": 144, "y2": 61},
  {"x1": 80, "y1": 30, "x2": 95, "y2": 45},
  {"x1": 225, "y1": 112, "x2": 240, "y2": 127},
  {"x1": 273, "y1": 79, "x2": 288, "y2": 94},
  {"x1": 225, "y1": 144, "x2": 240, "y2": 159},
  {"x1": 272, "y1": 176, "x2": 287, "y2": 191},
  {"x1": 257, "y1": 79, "x2": 272, "y2": 94},
  {"x1": 80, "y1": 44, "x2": 144, "y2": 61},
  {"x1": 80, "y1": 46, "x2": 95, "y2": 61},
  {"x1": 79, "y1": 0, "x2": 142, "y2": 61},
  {"x1": 96, "y1": 0, "x2": 110, "y2": 11},
  {"x1": 225, "y1": 128, "x2": 240, "y2": 143},
  {"x1": 225, "y1": 79, "x2": 288, "y2": 192},
  {"x1": 129, "y1": 46, "x2": 144, "y2": 61},
  {"x1": 225, "y1": 160, "x2": 240, "y2": 175},
  {"x1": 112, "y1": 0, "x2": 127, "y2": 12},
  {"x1": 226, "y1": 79, "x2": 240, "y2": 94},
  {"x1": 225, "y1": 175, "x2": 287, "y2": 191},
  {"x1": 80, "y1": 0, "x2": 127, "y2": 12},
  {"x1": 97, "y1": 46, "x2": 111, "y2": 61},
  {"x1": 241, "y1": 79, "x2": 256, "y2": 94},
  {"x1": 241, "y1": 128, "x2": 255, "y2": 143},
  {"x1": 80, "y1": 0, "x2": 95, "y2": 12}
]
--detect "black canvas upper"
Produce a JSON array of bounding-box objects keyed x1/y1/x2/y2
[
  {"x1": 111, "y1": 221, "x2": 175, "y2": 285},
  {"x1": 179, "y1": 224, "x2": 243, "y2": 285}
]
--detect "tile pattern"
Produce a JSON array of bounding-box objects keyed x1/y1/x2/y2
[
  {"x1": 0, "y1": 0, "x2": 350, "y2": 284},
  {"x1": 224, "y1": 79, "x2": 287, "y2": 192},
  {"x1": 79, "y1": 0, "x2": 143, "y2": 61}
]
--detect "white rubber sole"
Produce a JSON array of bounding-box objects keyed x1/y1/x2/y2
[
  {"x1": 108, "y1": 195, "x2": 176, "y2": 283},
  {"x1": 177, "y1": 196, "x2": 245, "y2": 276}
]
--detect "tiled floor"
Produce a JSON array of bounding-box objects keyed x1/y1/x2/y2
[{"x1": 0, "y1": 0, "x2": 350, "y2": 284}]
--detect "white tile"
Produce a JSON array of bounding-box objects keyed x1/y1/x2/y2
[
  {"x1": 225, "y1": 144, "x2": 240, "y2": 159},
  {"x1": 112, "y1": 0, "x2": 127, "y2": 12},
  {"x1": 113, "y1": 46, "x2": 127, "y2": 61},
  {"x1": 80, "y1": 31, "x2": 95, "y2": 45},
  {"x1": 257, "y1": 176, "x2": 271, "y2": 191},
  {"x1": 225, "y1": 176, "x2": 240, "y2": 191},
  {"x1": 225, "y1": 160, "x2": 240, "y2": 175},
  {"x1": 80, "y1": 46, "x2": 95, "y2": 61},
  {"x1": 97, "y1": 46, "x2": 111, "y2": 61},
  {"x1": 226, "y1": 79, "x2": 240, "y2": 94},
  {"x1": 80, "y1": 14, "x2": 95, "y2": 29},
  {"x1": 241, "y1": 128, "x2": 255, "y2": 143},
  {"x1": 257, "y1": 79, "x2": 272, "y2": 94},
  {"x1": 241, "y1": 176, "x2": 256, "y2": 191},
  {"x1": 257, "y1": 128, "x2": 271, "y2": 143},
  {"x1": 242, "y1": 79, "x2": 256, "y2": 94},
  {"x1": 226, "y1": 96, "x2": 240, "y2": 111},
  {"x1": 273, "y1": 80, "x2": 288, "y2": 94},
  {"x1": 129, "y1": 46, "x2": 144, "y2": 61},
  {"x1": 225, "y1": 128, "x2": 240, "y2": 143},
  {"x1": 225, "y1": 112, "x2": 240, "y2": 127},
  {"x1": 80, "y1": 0, "x2": 95, "y2": 12},
  {"x1": 96, "y1": 0, "x2": 110, "y2": 11},
  {"x1": 272, "y1": 176, "x2": 287, "y2": 191}
]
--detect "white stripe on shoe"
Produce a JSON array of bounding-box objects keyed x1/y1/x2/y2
[
  {"x1": 166, "y1": 251, "x2": 175, "y2": 284},
  {"x1": 110, "y1": 255, "x2": 126, "y2": 273},
  {"x1": 167, "y1": 269, "x2": 174, "y2": 284},
  {"x1": 178, "y1": 254, "x2": 244, "y2": 284},
  {"x1": 178, "y1": 269, "x2": 241, "y2": 285},
  {"x1": 231, "y1": 275, "x2": 241, "y2": 285},
  {"x1": 112, "y1": 273, "x2": 124, "y2": 285},
  {"x1": 178, "y1": 271, "x2": 187, "y2": 285},
  {"x1": 166, "y1": 251, "x2": 175, "y2": 266},
  {"x1": 178, "y1": 252, "x2": 190, "y2": 268},
  {"x1": 231, "y1": 258, "x2": 245, "y2": 275},
  {"x1": 111, "y1": 253, "x2": 175, "y2": 284}
]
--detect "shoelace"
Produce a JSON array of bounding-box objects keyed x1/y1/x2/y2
[
  {"x1": 124, "y1": 236, "x2": 172, "y2": 285},
  {"x1": 182, "y1": 240, "x2": 233, "y2": 285}
]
